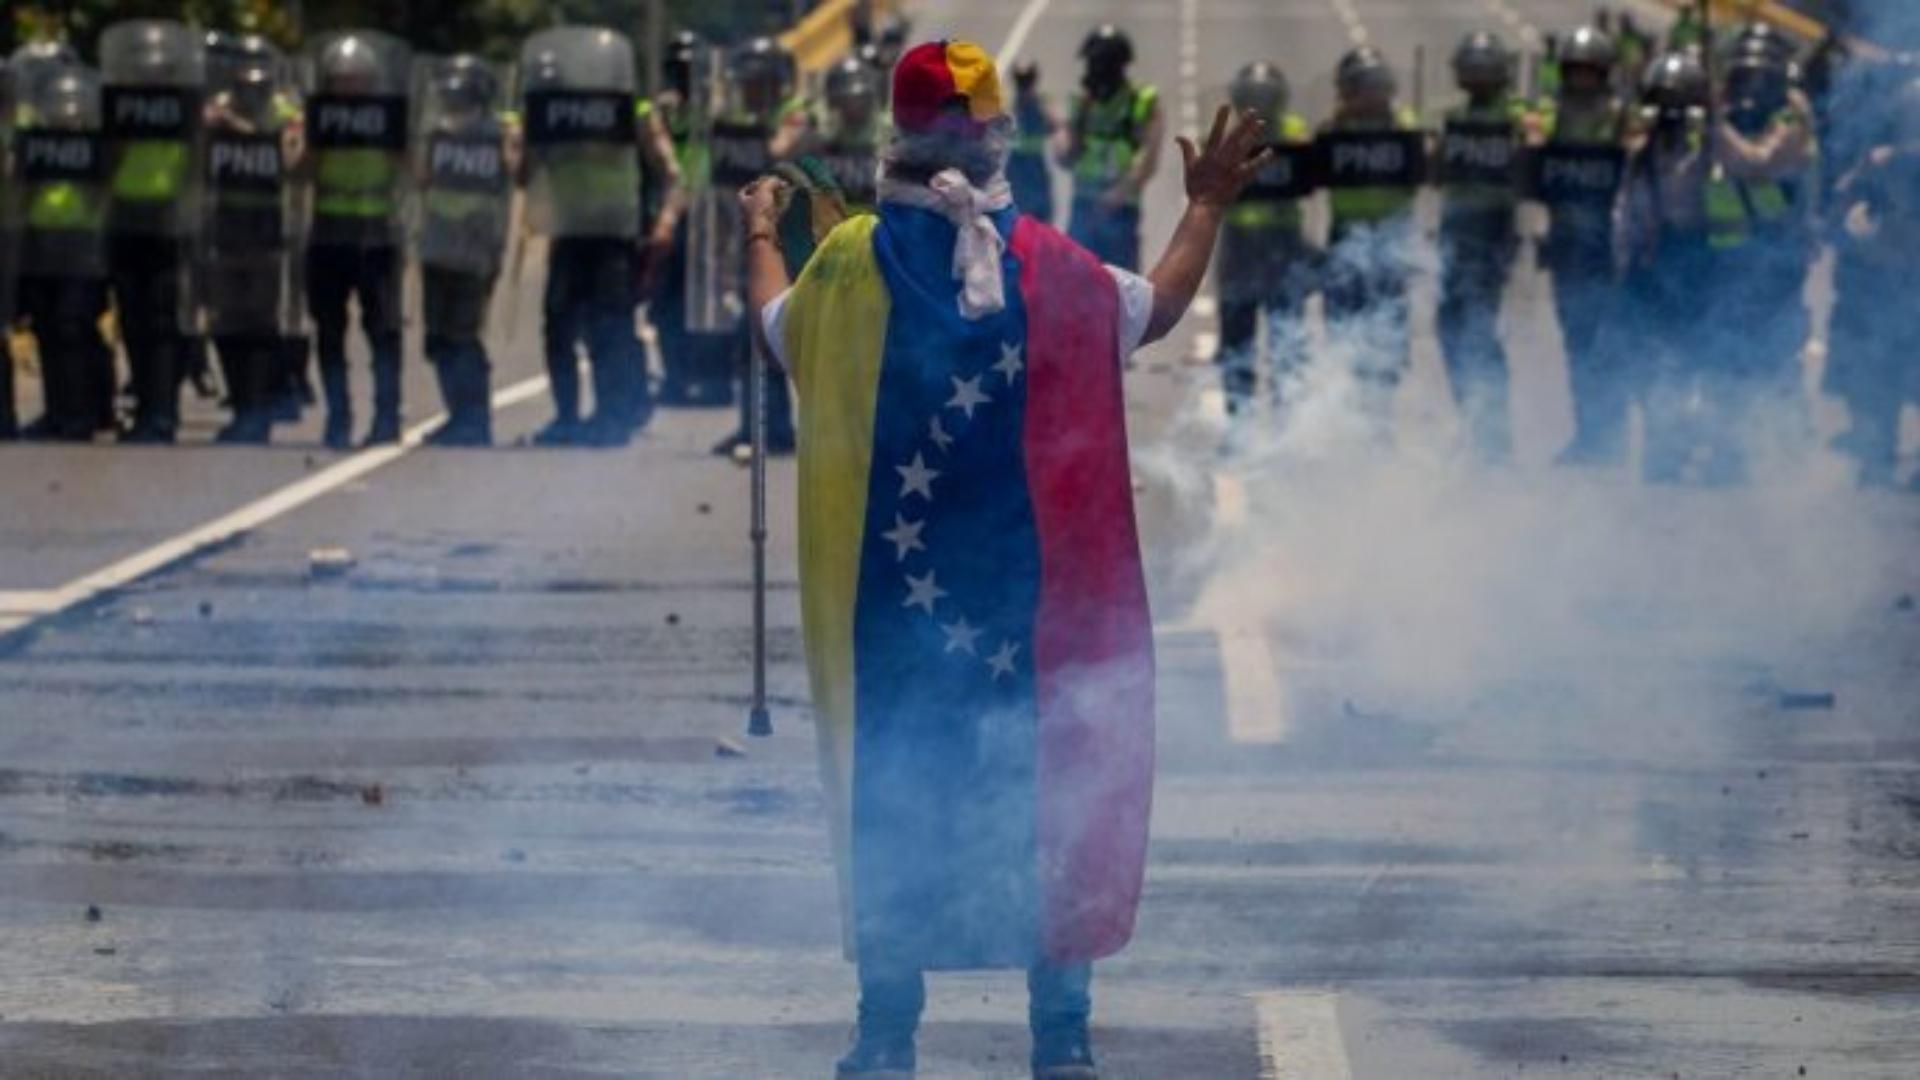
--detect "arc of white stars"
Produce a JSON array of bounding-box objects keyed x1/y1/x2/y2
[
  {"x1": 904, "y1": 570, "x2": 947, "y2": 614},
  {"x1": 896, "y1": 452, "x2": 940, "y2": 501},
  {"x1": 986, "y1": 640, "x2": 1021, "y2": 681},
  {"x1": 880, "y1": 514, "x2": 925, "y2": 562},
  {"x1": 941, "y1": 617, "x2": 983, "y2": 656},
  {"x1": 993, "y1": 342, "x2": 1024, "y2": 385},
  {"x1": 928, "y1": 416, "x2": 954, "y2": 453},
  {"x1": 946, "y1": 374, "x2": 992, "y2": 420}
]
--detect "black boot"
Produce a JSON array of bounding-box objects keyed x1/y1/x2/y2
[
  {"x1": 320, "y1": 364, "x2": 352, "y2": 450},
  {"x1": 214, "y1": 341, "x2": 273, "y2": 445},
  {"x1": 1030, "y1": 1026, "x2": 1098, "y2": 1080},
  {"x1": 363, "y1": 337, "x2": 402, "y2": 446},
  {"x1": 122, "y1": 337, "x2": 180, "y2": 444},
  {"x1": 834, "y1": 1029, "x2": 916, "y2": 1079}
]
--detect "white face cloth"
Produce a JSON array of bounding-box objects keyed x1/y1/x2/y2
[{"x1": 877, "y1": 167, "x2": 1015, "y2": 321}]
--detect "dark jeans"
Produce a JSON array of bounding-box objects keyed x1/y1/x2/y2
[
  {"x1": 307, "y1": 243, "x2": 404, "y2": 432},
  {"x1": 1068, "y1": 199, "x2": 1141, "y2": 271},
  {"x1": 1437, "y1": 211, "x2": 1517, "y2": 461},
  {"x1": 857, "y1": 961, "x2": 1092, "y2": 1040},
  {"x1": 109, "y1": 234, "x2": 189, "y2": 437},
  {"x1": 1549, "y1": 244, "x2": 1627, "y2": 459},
  {"x1": 17, "y1": 274, "x2": 113, "y2": 438},
  {"x1": 543, "y1": 236, "x2": 649, "y2": 432}
]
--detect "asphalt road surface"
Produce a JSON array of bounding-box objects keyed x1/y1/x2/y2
[{"x1": 3, "y1": 1, "x2": 1918, "y2": 1076}]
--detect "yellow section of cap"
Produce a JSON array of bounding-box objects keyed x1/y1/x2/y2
[{"x1": 945, "y1": 41, "x2": 1005, "y2": 122}]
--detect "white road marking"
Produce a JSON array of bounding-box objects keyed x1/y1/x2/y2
[
  {"x1": 1255, "y1": 991, "x2": 1354, "y2": 1080},
  {"x1": 1206, "y1": 466, "x2": 1292, "y2": 745},
  {"x1": 0, "y1": 375, "x2": 550, "y2": 641},
  {"x1": 995, "y1": 0, "x2": 1056, "y2": 70}
]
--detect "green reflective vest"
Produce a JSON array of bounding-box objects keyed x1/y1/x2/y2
[
  {"x1": 314, "y1": 147, "x2": 399, "y2": 219},
  {"x1": 1227, "y1": 111, "x2": 1311, "y2": 233},
  {"x1": 111, "y1": 139, "x2": 188, "y2": 203},
  {"x1": 1071, "y1": 82, "x2": 1158, "y2": 204},
  {"x1": 28, "y1": 180, "x2": 106, "y2": 231}
]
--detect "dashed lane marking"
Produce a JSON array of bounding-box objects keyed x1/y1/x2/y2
[
  {"x1": 1255, "y1": 991, "x2": 1354, "y2": 1080},
  {"x1": 995, "y1": 0, "x2": 1057, "y2": 69}
]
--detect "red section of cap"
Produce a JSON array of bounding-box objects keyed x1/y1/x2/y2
[{"x1": 892, "y1": 40, "x2": 962, "y2": 133}]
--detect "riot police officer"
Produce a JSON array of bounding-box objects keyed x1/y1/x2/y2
[
  {"x1": 709, "y1": 36, "x2": 807, "y2": 458},
  {"x1": 7, "y1": 59, "x2": 112, "y2": 441},
  {"x1": 416, "y1": 55, "x2": 513, "y2": 447},
  {"x1": 1320, "y1": 45, "x2": 1423, "y2": 437},
  {"x1": 197, "y1": 49, "x2": 300, "y2": 443},
  {"x1": 1536, "y1": 25, "x2": 1632, "y2": 466},
  {"x1": 1706, "y1": 39, "x2": 1818, "y2": 471},
  {"x1": 301, "y1": 31, "x2": 412, "y2": 448},
  {"x1": 1217, "y1": 61, "x2": 1316, "y2": 419},
  {"x1": 1620, "y1": 51, "x2": 1718, "y2": 484},
  {"x1": 1825, "y1": 76, "x2": 1920, "y2": 488},
  {"x1": 521, "y1": 27, "x2": 654, "y2": 448},
  {"x1": 1008, "y1": 60, "x2": 1058, "y2": 224},
  {"x1": 101, "y1": 20, "x2": 204, "y2": 444},
  {"x1": 651, "y1": 30, "x2": 728, "y2": 407},
  {"x1": 813, "y1": 56, "x2": 884, "y2": 211},
  {"x1": 1055, "y1": 25, "x2": 1163, "y2": 271},
  {"x1": 1436, "y1": 31, "x2": 1527, "y2": 461}
]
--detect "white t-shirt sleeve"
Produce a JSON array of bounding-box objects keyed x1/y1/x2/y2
[
  {"x1": 1106, "y1": 266, "x2": 1156, "y2": 359},
  {"x1": 759, "y1": 288, "x2": 795, "y2": 372}
]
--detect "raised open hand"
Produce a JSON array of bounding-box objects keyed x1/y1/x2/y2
[{"x1": 1177, "y1": 105, "x2": 1274, "y2": 209}]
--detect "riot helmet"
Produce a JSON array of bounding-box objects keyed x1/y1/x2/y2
[
  {"x1": 319, "y1": 35, "x2": 383, "y2": 95},
  {"x1": 1559, "y1": 25, "x2": 1618, "y2": 88},
  {"x1": 434, "y1": 54, "x2": 499, "y2": 119},
  {"x1": 1336, "y1": 45, "x2": 1398, "y2": 107},
  {"x1": 730, "y1": 36, "x2": 794, "y2": 116},
  {"x1": 1730, "y1": 20, "x2": 1796, "y2": 65},
  {"x1": 825, "y1": 55, "x2": 878, "y2": 129},
  {"x1": 664, "y1": 29, "x2": 701, "y2": 99},
  {"x1": 42, "y1": 69, "x2": 99, "y2": 130},
  {"x1": 1641, "y1": 50, "x2": 1708, "y2": 123},
  {"x1": 1229, "y1": 61, "x2": 1289, "y2": 120},
  {"x1": 1080, "y1": 24, "x2": 1134, "y2": 97},
  {"x1": 1012, "y1": 59, "x2": 1041, "y2": 94},
  {"x1": 1452, "y1": 31, "x2": 1514, "y2": 96},
  {"x1": 1723, "y1": 41, "x2": 1791, "y2": 133}
]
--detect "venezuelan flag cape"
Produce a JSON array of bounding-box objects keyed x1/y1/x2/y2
[{"x1": 782, "y1": 203, "x2": 1155, "y2": 970}]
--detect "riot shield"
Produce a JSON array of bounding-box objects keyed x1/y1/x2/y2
[
  {"x1": 683, "y1": 49, "x2": 771, "y2": 334},
  {"x1": 99, "y1": 20, "x2": 204, "y2": 238},
  {"x1": 5, "y1": 64, "x2": 107, "y2": 283},
  {"x1": 305, "y1": 30, "x2": 411, "y2": 249},
  {"x1": 518, "y1": 27, "x2": 640, "y2": 240},
  {"x1": 1436, "y1": 117, "x2": 1520, "y2": 189},
  {"x1": 195, "y1": 50, "x2": 298, "y2": 337},
  {"x1": 415, "y1": 55, "x2": 510, "y2": 277}
]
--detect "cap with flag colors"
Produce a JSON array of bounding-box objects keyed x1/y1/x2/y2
[{"x1": 891, "y1": 39, "x2": 1006, "y2": 134}]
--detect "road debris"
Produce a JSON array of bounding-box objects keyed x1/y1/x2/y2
[
  {"x1": 359, "y1": 783, "x2": 385, "y2": 807},
  {"x1": 129, "y1": 607, "x2": 154, "y2": 626},
  {"x1": 308, "y1": 547, "x2": 356, "y2": 579},
  {"x1": 665, "y1": 612, "x2": 681, "y2": 626},
  {"x1": 714, "y1": 737, "x2": 748, "y2": 760},
  {"x1": 1778, "y1": 692, "x2": 1836, "y2": 711},
  {"x1": 197, "y1": 601, "x2": 213, "y2": 618},
  {"x1": 84, "y1": 905, "x2": 102, "y2": 923}
]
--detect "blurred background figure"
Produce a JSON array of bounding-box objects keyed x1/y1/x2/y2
[
  {"x1": 1007, "y1": 59, "x2": 1058, "y2": 225},
  {"x1": 1538, "y1": 24, "x2": 1632, "y2": 467},
  {"x1": 1319, "y1": 44, "x2": 1421, "y2": 439},
  {"x1": 101, "y1": 19, "x2": 203, "y2": 444},
  {"x1": 301, "y1": 30, "x2": 412, "y2": 448},
  {"x1": 1216, "y1": 60, "x2": 1315, "y2": 422},
  {"x1": 7, "y1": 46, "x2": 111, "y2": 442},
  {"x1": 651, "y1": 28, "x2": 728, "y2": 408},
  {"x1": 1435, "y1": 30, "x2": 1526, "y2": 462},
  {"x1": 197, "y1": 41, "x2": 299, "y2": 444},
  {"x1": 1055, "y1": 23, "x2": 1162, "y2": 271},
  {"x1": 415, "y1": 54, "x2": 514, "y2": 447}
]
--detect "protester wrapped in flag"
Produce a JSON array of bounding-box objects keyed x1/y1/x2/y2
[{"x1": 740, "y1": 39, "x2": 1272, "y2": 1078}]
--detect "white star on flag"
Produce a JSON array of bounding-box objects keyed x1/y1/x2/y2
[
  {"x1": 946, "y1": 375, "x2": 992, "y2": 419},
  {"x1": 880, "y1": 514, "x2": 926, "y2": 561},
  {"x1": 896, "y1": 452, "x2": 940, "y2": 501},
  {"x1": 904, "y1": 570, "x2": 947, "y2": 614},
  {"x1": 928, "y1": 416, "x2": 954, "y2": 453},
  {"x1": 993, "y1": 342, "x2": 1024, "y2": 384},
  {"x1": 986, "y1": 640, "x2": 1021, "y2": 680},
  {"x1": 941, "y1": 617, "x2": 983, "y2": 655}
]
